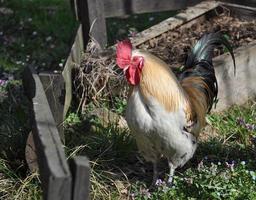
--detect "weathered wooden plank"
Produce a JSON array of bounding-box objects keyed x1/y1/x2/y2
[
  {"x1": 23, "y1": 67, "x2": 72, "y2": 200},
  {"x1": 76, "y1": 0, "x2": 107, "y2": 49},
  {"x1": 130, "y1": 1, "x2": 219, "y2": 47},
  {"x1": 70, "y1": 0, "x2": 79, "y2": 20},
  {"x1": 39, "y1": 72, "x2": 65, "y2": 142},
  {"x1": 73, "y1": 0, "x2": 256, "y2": 19},
  {"x1": 70, "y1": 24, "x2": 84, "y2": 64},
  {"x1": 69, "y1": 156, "x2": 90, "y2": 200},
  {"x1": 219, "y1": 1, "x2": 256, "y2": 20},
  {"x1": 223, "y1": 0, "x2": 256, "y2": 7},
  {"x1": 25, "y1": 131, "x2": 38, "y2": 173},
  {"x1": 103, "y1": 0, "x2": 202, "y2": 17},
  {"x1": 87, "y1": 0, "x2": 107, "y2": 48},
  {"x1": 213, "y1": 41, "x2": 256, "y2": 112},
  {"x1": 221, "y1": 1, "x2": 256, "y2": 11},
  {"x1": 62, "y1": 25, "x2": 84, "y2": 118}
]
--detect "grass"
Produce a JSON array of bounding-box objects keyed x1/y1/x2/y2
[
  {"x1": 0, "y1": 0, "x2": 256, "y2": 199},
  {"x1": 0, "y1": 159, "x2": 42, "y2": 200},
  {"x1": 106, "y1": 10, "x2": 177, "y2": 45},
  {"x1": 0, "y1": 0, "x2": 76, "y2": 198},
  {"x1": 64, "y1": 101, "x2": 256, "y2": 200},
  {"x1": 0, "y1": 0, "x2": 77, "y2": 73},
  {"x1": 208, "y1": 102, "x2": 256, "y2": 145}
]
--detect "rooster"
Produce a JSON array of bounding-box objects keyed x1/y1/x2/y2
[{"x1": 116, "y1": 32, "x2": 236, "y2": 186}]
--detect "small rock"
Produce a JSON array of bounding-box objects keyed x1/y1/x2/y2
[{"x1": 89, "y1": 108, "x2": 128, "y2": 129}]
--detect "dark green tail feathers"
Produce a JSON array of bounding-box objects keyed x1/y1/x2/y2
[
  {"x1": 180, "y1": 32, "x2": 236, "y2": 112},
  {"x1": 185, "y1": 32, "x2": 236, "y2": 74}
]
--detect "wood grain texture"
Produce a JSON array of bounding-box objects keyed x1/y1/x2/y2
[
  {"x1": 103, "y1": 0, "x2": 202, "y2": 17},
  {"x1": 69, "y1": 156, "x2": 90, "y2": 200},
  {"x1": 76, "y1": 0, "x2": 107, "y2": 48},
  {"x1": 25, "y1": 131, "x2": 38, "y2": 173},
  {"x1": 62, "y1": 25, "x2": 84, "y2": 118},
  {"x1": 23, "y1": 67, "x2": 72, "y2": 200},
  {"x1": 39, "y1": 72, "x2": 65, "y2": 142},
  {"x1": 223, "y1": 0, "x2": 256, "y2": 7},
  {"x1": 87, "y1": 0, "x2": 107, "y2": 48}
]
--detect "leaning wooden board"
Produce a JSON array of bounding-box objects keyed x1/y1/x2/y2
[
  {"x1": 23, "y1": 66, "x2": 91, "y2": 200},
  {"x1": 23, "y1": 67, "x2": 72, "y2": 200},
  {"x1": 130, "y1": 1, "x2": 219, "y2": 46}
]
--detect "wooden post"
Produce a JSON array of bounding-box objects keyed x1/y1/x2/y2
[
  {"x1": 103, "y1": 0, "x2": 202, "y2": 17},
  {"x1": 23, "y1": 67, "x2": 72, "y2": 200},
  {"x1": 76, "y1": 0, "x2": 107, "y2": 49},
  {"x1": 62, "y1": 25, "x2": 84, "y2": 119},
  {"x1": 69, "y1": 156, "x2": 90, "y2": 200}
]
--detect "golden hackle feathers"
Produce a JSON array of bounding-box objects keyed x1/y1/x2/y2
[
  {"x1": 181, "y1": 76, "x2": 210, "y2": 136},
  {"x1": 134, "y1": 50, "x2": 189, "y2": 113},
  {"x1": 127, "y1": 32, "x2": 235, "y2": 138}
]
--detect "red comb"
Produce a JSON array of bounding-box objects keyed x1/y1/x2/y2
[{"x1": 116, "y1": 39, "x2": 132, "y2": 69}]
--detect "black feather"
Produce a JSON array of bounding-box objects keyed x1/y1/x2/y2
[
  {"x1": 180, "y1": 32, "x2": 236, "y2": 112},
  {"x1": 185, "y1": 32, "x2": 236, "y2": 72}
]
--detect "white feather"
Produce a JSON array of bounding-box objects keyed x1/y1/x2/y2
[{"x1": 126, "y1": 86, "x2": 197, "y2": 168}]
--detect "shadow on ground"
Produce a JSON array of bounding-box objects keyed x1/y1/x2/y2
[
  {"x1": 65, "y1": 120, "x2": 256, "y2": 187},
  {"x1": 0, "y1": 82, "x2": 31, "y2": 172}
]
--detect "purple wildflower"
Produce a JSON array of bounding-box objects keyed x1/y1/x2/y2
[
  {"x1": 245, "y1": 123, "x2": 256, "y2": 131},
  {"x1": 225, "y1": 160, "x2": 235, "y2": 171},
  {"x1": 0, "y1": 79, "x2": 7, "y2": 86},
  {"x1": 236, "y1": 117, "x2": 256, "y2": 131},
  {"x1": 130, "y1": 192, "x2": 136, "y2": 200},
  {"x1": 155, "y1": 178, "x2": 166, "y2": 187},
  {"x1": 140, "y1": 188, "x2": 151, "y2": 199},
  {"x1": 236, "y1": 117, "x2": 245, "y2": 126}
]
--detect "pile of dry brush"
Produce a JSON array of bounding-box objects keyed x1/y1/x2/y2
[{"x1": 73, "y1": 39, "x2": 128, "y2": 113}]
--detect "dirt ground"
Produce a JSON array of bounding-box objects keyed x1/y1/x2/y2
[{"x1": 139, "y1": 10, "x2": 256, "y2": 69}]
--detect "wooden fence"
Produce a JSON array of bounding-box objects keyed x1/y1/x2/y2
[
  {"x1": 70, "y1": 0, "x2": 203, "y2": 49},
  {"x1": 23, "y1": 67, "x2": 90, "y2": 200}
]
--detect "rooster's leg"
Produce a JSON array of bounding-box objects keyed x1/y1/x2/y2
[
  {"x1": 167, "y1": 161, "x2": 175, "y2": 186},
  {"x1": 149, "y1": 162, "x2": 158, "y2": 188}
]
